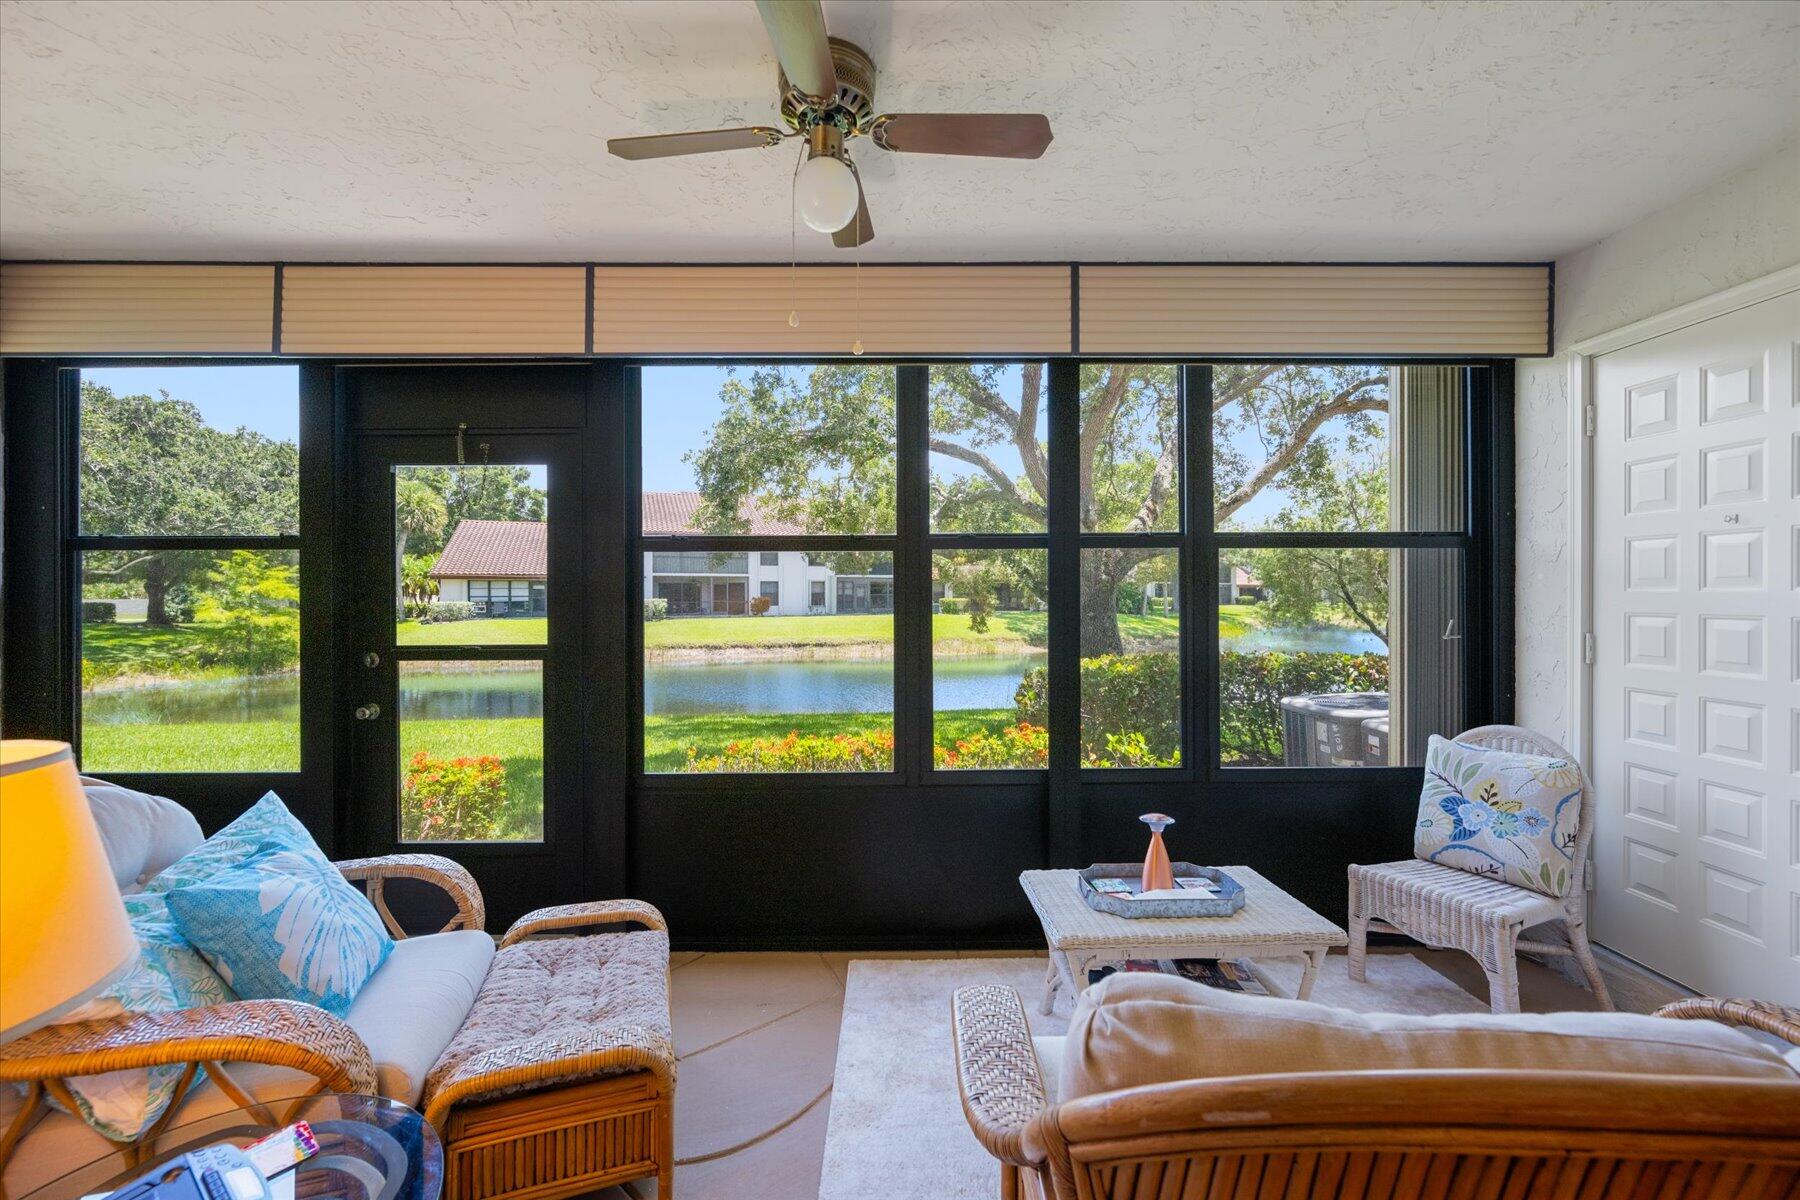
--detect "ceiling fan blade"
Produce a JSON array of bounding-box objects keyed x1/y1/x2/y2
[
  {"x1": 833, "y1": 174, "x2": 874, "y2": 248},
  {"x1": 607, "y1": 126, "x2": 785, "y2": 161},
  {"x1": 756, "y1": 0, "x2": 838, "y2": 102},
  {"x1": 870, "y1": 113, "x2": 1053, "y2": 159}
]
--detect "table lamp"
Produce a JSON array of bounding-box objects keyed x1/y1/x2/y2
[{"x1": 1, "y1": 740, "x2": 136, "y2": 1043}]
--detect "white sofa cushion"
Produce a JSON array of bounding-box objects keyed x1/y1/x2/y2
[
  {"x1": 1060, "y1": 972, "x2": 1798, "y2": 1102},
  {"x1": 344, "y1": 930, "x2": 495, "y2": 1106},
  {"x1": 0, "y1": 931, "x2": 494, "y2": 1196},
  {"x1": 81, "y1": 777, "x2": 204, "y2": 893}
]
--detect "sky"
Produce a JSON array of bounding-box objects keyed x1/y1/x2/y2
[
  {"x1": 81, "y1": 363, "x2": 1380, "y2": 524},
  {"x1": 83, "y1": 365, "x2": 301, "y2": 443},
  {"x1": 641, "y1": 362, "x2": 1375, "y2": 528},
  {"x1": 641, "y1": 363, "x2": 1046, "y2": 495},
  {"x1": 83, "y1": 364, "x2": 548, "y2": 490}
]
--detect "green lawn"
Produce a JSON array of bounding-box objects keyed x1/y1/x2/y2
[
  {"x1": 82, "y1": 708, "x2": 1016, "y2": 782},
  {"x1": 395, "y1": 617, "x2": 547, "y2": 646}
]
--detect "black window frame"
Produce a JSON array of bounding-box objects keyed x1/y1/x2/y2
[
  {"x1": 1197, "y1": 362, "x2": 1493, "y2": 781},
  {"x1": 69, "y1": 361, "x2": 306, "y2": 772},
  {"x1": 4, "y1": 357, "x2": 336, "y2": 840},
  {"x1": 627, "y1": 357, "x2": 1510, "y2": 791}
]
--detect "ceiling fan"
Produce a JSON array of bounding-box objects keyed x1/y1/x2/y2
[{"x1": 607, "y1": 0, "x2": 1053, "y2": 248}]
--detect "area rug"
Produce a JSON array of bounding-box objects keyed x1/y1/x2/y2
[{"x1": 817, "y1": 953, "x2": 1484, "y2": 1200}]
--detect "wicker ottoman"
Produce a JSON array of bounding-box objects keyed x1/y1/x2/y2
[{"x1": 421, "y1": 907, "x2": 675, "y2": 1200}]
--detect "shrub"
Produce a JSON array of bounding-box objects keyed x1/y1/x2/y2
[
  {"x1": 1015, "y1": 649, "x2": 1387, "y2": 767},
  {"x1": 1016, "y1": 652, "x2": 1181, "y2": 765},
  {"x1": 193, "y1": 551, "x2": 299, "y2": 675},
  {"x1": 402, "y1": 600, "x2": 432, "y2": 619},
  {"x1": 425, "y1": 601, "x2": 476, "y2": 623},
  {"x1": 937, "y1": 597, "x2": 963, "y2": 615},
  {"x1": 749, "y1": 595, "x2": 773, "y2": 617},
  {"x1": 684, "y1": 729, "x2": 894, "y2": 773},
  {"x1": 1219, "y1": 650, "x2": 1388, "y2": 765},
  {"x1": 401, "y1": 751, "x2": 507, "y2": 841},
  {"x1": 82, "y1": 601, "x2": 117, "y2": 624},
  {"x1": 934, "y1": 721, "x2": 1048, "y2": 770},
  {"x1": 644, "y1": 598, "x2": 669, "y2": 621},
  {"x1": 1093, "y1": 730, "x2": 1181, "y2": 769}
]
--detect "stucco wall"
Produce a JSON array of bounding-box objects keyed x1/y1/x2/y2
[{"x1": 1513, "y1": 140, "x2": 1800, "y2": 744}]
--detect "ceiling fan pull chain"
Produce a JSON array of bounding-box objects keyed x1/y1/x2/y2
[
  {"x1": 851, "y1": 167, "x2": 864, "y2": 356},
  {"x1": 788, "y1": 139, "x2": 805, "y2": 328}
]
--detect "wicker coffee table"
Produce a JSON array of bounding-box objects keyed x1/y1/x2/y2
[{"x1": 1019, "y1": 865, "x2": 1348, "y2": 1013}]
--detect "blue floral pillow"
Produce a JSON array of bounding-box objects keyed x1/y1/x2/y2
[
  {"x1": 56, "y1": 892, "x2": 233, "y2": 1140},
  {"x1": 1414, "y1": 735, "x2": 1584, "y2": 898},
  {"x1": 164, "y1": 795, "x2": 393, "y2": 1017}
]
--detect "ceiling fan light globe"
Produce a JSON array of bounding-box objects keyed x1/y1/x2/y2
[{"x1": 795, "y1": 154, "x2": 859, "y2": 234}]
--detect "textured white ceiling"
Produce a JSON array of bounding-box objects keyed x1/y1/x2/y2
[{"x1": 2, "y1": 0, "x2": 1795, "y2": 263}]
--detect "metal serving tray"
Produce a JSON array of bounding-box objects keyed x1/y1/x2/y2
[{"x1": 1077, "y1": 863, "x2": 1246, "y2": 918}]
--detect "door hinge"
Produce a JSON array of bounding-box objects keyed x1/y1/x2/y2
[
  {"x1": 1583, "y1": 632, "x2": 1596, "y2": 665},
  {"x1": 1584, "y1": 404, "x2": 1596, "y2": 437}
]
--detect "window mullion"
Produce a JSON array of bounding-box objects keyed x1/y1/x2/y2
[
  {"x1": 894, "y1": 364, "x2": 931, "y2": 784},
  {"x1": 1186, "y1": 364, "x2": 1216, "y2": 778},
  {"x1": 1045, "y1": 360, "x2": 1082, "y2": 859}
]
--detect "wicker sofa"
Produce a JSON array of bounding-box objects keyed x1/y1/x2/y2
[
  {"x1": 0, "y1": 783, "x2": 675, "y2": 1200},
  {"x1": 953, "y1": 976, "x2": 1800, "y2": 1200}
]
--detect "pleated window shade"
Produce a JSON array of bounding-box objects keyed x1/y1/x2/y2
[
  {"x1": 1077, "y1": 265, "x2": 1550, "y2": 356},
  {"x1": 280, "y1": 266, "x2": 587, "y2": 355},
  {"x1": 0, "y1": 264, "x2": 276, "y2": 354},
  {"x1": 593, "y1": 265, "x2": 1071, "y2": 355}
]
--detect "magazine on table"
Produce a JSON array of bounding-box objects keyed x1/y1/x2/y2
[
  {"x1": 1086, "y1": 956, "x2": 1270, "y2": 995},
  {"x1": 1087, "y1": 875, "x2": 1218, "y2": 901}
]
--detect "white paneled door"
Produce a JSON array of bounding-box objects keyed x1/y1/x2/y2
[{"x1": 1591, "y1": 290, "x2": 1799, "y2": 1002}]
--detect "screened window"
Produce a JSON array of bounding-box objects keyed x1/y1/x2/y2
[
  {"x1": 930, "y1": 363, "x2": 1051, "y2": 770},
  {"x1": 640, "y1": 365, "x2": 897, "y2": 773},
  {"x1": 1077, "y1": 365, "x2": 1182, "y2": 768},
  {"x1": 1211, "y1": 364, "x2": 1471, "y2": 767},
  {"x1": 76, "y1": 366, "x2": 302, "y2": 773}
]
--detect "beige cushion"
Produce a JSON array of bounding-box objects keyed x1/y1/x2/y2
[
  {"x1": 1032, "y1": 1036, "x2": 1064, "y2": 1104},
  {"x1": 81, "y1": 777, "x2": 204, "y2": 893},
  {"x1": 0, "y1": 931, "x2": 493, "y2": 1197},
  {"x1": 345, "y1": 930, "x2": 495, "y2": 1105},
  {"x1": 1061, "y1": 973, "x2": 1798, "y2": 1102}
]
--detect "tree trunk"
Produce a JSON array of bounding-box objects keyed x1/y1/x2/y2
[
  {"x1": 144, "y1": 555, "x2": 172, "y2": 626},
  {"x1": 1078, "y1": 553, "x2": 1124, "y2": 657}
]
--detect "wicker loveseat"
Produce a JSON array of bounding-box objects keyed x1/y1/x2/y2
[
  {"x1": 953, "y1": 976, "x2": 1800, "y2": 1200},
  {"x1": 0, "y1": 783, "x2": 675, "y2": 1200}
]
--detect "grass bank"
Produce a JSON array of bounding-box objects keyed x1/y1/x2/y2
[{"x1": 80, "y1": 708, "x2": 1018, "y2": 786}]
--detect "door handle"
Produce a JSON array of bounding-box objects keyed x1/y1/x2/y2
[{"x1": 354, "y1": 704, "x2": 382, "y2": 721}]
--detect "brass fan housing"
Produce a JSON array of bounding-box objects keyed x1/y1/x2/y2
[{"x1": 779, "y1": 38, "x2": 878, "y2": 134}]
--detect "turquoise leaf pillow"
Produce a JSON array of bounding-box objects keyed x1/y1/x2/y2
[
  {"x1": 168, "y1": 841, "x2": 394, "y2": 1017},
  {"x1": 146, "y1": 790, "x2": 314, "y2": 894},
  {"x1": 1414, "y1": 734, "x2": 1584, "y2": 898},
  {"x1": 55, "y1": 892, "x2": 233, "y2": 1140}
]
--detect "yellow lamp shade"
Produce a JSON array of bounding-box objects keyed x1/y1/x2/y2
[{"x1": 1, "y1": 740, "x2": 137, "y2": 1042}]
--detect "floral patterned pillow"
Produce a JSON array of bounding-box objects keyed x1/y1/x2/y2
[
  {"x1": 54, "y1": 892, "x2": 233, "y2": 1140},
  {"x1": 1414, "y1": 735, "x2": 1584, "y2": 898},
  {"x1": 165, "y1": 796, "x2": 392, "y2": 1017}
]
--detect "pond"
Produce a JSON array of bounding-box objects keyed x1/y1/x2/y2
[{"x1": 81, "y1": 623, "x2": 1387, "y2": 726}]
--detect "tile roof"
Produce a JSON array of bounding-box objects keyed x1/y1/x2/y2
[
  {"x1": 430, "y1": 519, "x2": 547, "y2": 579},
  {"x1": 640, "y1": 491, "x2": 807, "y2": 537}
]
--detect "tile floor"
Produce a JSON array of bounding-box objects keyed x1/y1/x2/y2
[{"x1": 599, "y1": 945, "x2": 1625, "y2": 1199}]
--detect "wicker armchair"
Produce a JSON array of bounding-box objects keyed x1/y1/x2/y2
[
  {"x1": 953, "y1": 987, "x2": 1800, "y2": 1200},
  {"x1": 0, "y1": 852, "x2": 675, "y2": 1200},
  {"x1": 1347, "y1": 724, "x2": 1613, "y2": 1013}
]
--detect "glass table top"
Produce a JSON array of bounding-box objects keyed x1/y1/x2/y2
[{"x1": 29, "y1": 1092, "x2": 441, "y2": 1200}]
